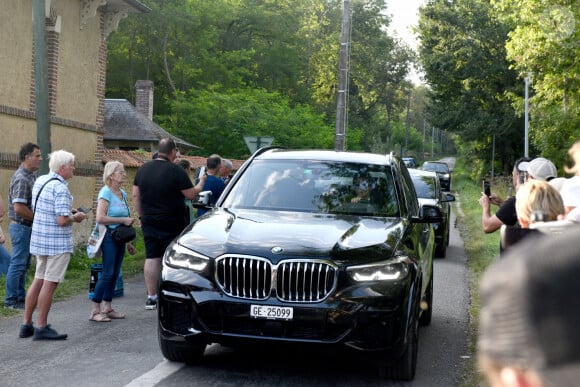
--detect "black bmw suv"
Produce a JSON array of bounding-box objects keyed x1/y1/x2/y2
[{"x1": 158, "y1": 148, "x2": 442, "y2": 380}]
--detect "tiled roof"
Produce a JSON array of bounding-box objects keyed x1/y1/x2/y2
[
  {"x1": 104, "y1": 99, "x2": 198, "y2": 150},
  {"x1": 102, "y1": 149, "x2": 245, "y2": 170}
]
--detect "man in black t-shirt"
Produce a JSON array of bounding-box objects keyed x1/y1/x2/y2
[
  {"x1": 133, "y1": 138, "x2": 205, "y2": 310},
  {"x1": 479, "y1": 157, "x2": 531, "y2": 234}
]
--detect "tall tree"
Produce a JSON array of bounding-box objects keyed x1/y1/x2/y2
[
  {"x1": 417, "y1": 0, "x2": 523, "y2": 173},
  {"x1": 491, "y1": 0, "x2": 580, "y2": 166}
]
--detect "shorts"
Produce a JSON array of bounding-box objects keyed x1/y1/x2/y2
[
  {"x1": 142, "y1": 223, "x2": 180, "y2": 259},
  {"x1": 34, "y1": 253, "x2": 72, "y2": 283}
]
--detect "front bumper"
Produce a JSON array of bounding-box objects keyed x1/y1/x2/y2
[{"x1": 158, "y1": 266, "x2": 415, "y2": 355}]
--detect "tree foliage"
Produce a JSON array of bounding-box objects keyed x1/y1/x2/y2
[
  {"x1": 417, "y1": 0, "x2": 524, "y2": 174},
  {"x1": 106, "y1": 0, "x2": 426, "y2": 158},
  {"x1": 491, "y1": 0, "x2": 580, "y2": 167}
]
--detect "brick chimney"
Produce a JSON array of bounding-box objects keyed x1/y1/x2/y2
[{"x1": 135, "y1": 80, "x2": 154, "y2": 120}]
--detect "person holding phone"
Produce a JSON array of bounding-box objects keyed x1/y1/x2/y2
[{"x1": 479, "y1": 157, "x2": 530, "y2": 235}]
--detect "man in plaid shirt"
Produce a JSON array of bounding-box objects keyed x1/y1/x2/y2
[{"x1": 19, "y1": 150, "x2": 87, "y2": 341}]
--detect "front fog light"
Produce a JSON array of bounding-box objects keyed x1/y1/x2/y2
[{"x1": 164, "y1": 243, "x2": 209, "y2": 272}]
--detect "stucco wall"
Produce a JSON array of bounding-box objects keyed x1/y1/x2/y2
[
  {"x1": 0, "y1": 2, "x2": 33, "y2": 110},
  {"x1": 56, "y1": 3, "x2": 101, "y2": 125}
]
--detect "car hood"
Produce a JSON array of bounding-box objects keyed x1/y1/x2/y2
[{"x1": 178, "y1": 208, "x2": 405, "y2": 265}]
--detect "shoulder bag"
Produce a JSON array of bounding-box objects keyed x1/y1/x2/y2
[{"x1": 110, "y1": 192, "x2": 136, "y2": 243}]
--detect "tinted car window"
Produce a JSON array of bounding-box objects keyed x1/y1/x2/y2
[
  {"x1": 410, "y1": 175, "x2": 437, "y2": 199},
  {"x1": 398, "y1": 161, "x2": 419, "y2": 216},
  {"x1": 422, "y1": 162, "x2": 449, "y2": 173},
  {"x1": 222, "y1": 159, "x2": 400, "y2": 217}
]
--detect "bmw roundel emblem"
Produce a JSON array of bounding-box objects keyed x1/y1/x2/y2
[{"x1": 271, "y1": 246, "x2": 284, "y2": 254}]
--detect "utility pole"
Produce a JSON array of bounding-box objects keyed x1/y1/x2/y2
[
  {"x1": 524, "y1": 75, "x2": 530, "y2": 158},
  {"x1": 422, "y1": 117, "x2": 426, "y2": 159},
  {"x1": 404, "y1": 89, "x2": 411, "y2": 155},
  {"x1": 334, "y1": 0, "x2": 350, "y2": 151},
  {"x1": 33, "y1": 0, "x2": 51, "y2": 174},
  {"x1": 431, "y1": 126, "x2": 434, "y2": 156}
]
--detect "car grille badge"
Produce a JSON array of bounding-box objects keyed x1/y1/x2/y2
[{"x1": 271, "y1": 246, "x2": 284, "y2": 254}]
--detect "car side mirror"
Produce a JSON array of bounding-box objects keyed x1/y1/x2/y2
[
  {"x1": 192, "y1": 190, "x2": 212, "y2": 209},
  {"x1": 443, "y1": 193, "x2": 455, "y2": 202},
  {"x1": 412, "y1": 204, "x2": 444, "y2": 223}
]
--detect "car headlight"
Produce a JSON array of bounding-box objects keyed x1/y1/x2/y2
[
  {"x1": 347, "y1": 257, "x2": 410, "y2": 282},
  {"x1": 164, "y1": 243, "x2": 209, "y2": 272},
  {"x1": 442, "y1": 174, "x2": 450, "y2": 179}
]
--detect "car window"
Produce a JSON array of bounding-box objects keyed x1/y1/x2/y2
[
  {"x1": 222, "y1": 159, "x2": 400, "y2": 217},
  {"x1": 422, "y1": 162, "x2": 449, "y2": 173},
  {"x1": 398, "y1": 162, "x2": 419, "y2": 216},
  {"x1": 410, "y1": 175, "x2": 436, "y2": 199}
]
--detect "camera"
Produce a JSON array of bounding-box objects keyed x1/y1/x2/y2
[
  {"x1": 77, "y1": 206, "x2": 91, "y2": 214},
  {"x1": 482, "y1": 180, "x2": 491, "y2": 197}
]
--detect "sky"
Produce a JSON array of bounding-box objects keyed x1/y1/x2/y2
[{"x1": 384, "y1": 0, "x2": 426, "y2": 83}]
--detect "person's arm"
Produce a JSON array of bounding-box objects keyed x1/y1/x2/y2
[
  {"x1": 132, "y1": 185, "x2": 142, "y2": 219},
  {"x1": 479, "y1": 194, "x2": 504, "y2": 233},
  {"x1": 13, "y1": 202, "x2": 34, "y2": 222},
  {"x1": 182, "y1": 173, "x2": 207, "y2": 200},
  {"x1": 56, "y1": 211, "x2": 86, "y2": 227}
]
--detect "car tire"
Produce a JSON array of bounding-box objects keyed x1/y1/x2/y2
[
  {"x1": 435, "y1": 243, "x2": 446, "y2": 258},
  {"x1": 158, "y1": 325, "x2": 206, "y2": 365},
  {"x1": 419, "y1": 274, "x2": 433, "y2": 327},
  {"x1": 380, "y1": 301, "x2": 419, "y2": 380}
]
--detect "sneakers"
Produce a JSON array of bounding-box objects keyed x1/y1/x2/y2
[
  {"x1": 5, "y1": 301, "x2": 25, "y2": 310},
  {"x1": 145, "y1": 297, "x2": 157, "y2": 310},
  {"x1": 33, "y1": 324, "x2": 68, "y2": 341},
  {"x1": 19, "y1": 323, "x2": 34, "y2": 338}
]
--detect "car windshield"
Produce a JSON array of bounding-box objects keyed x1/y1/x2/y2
[
  {"x1": 222, "y1": 159, "x2": 400, "y2": 217},
  {"x1": 410, "y1": 175, "x2": 437, "y2": 199},
  {"x1": 422, "y1": 162, "x2": 449, "y2": 173}
]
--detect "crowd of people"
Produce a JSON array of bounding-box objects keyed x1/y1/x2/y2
[
  {"x1": 1, "y1": 138, "x2": 232, "y2": 340},
  {"x1": 3, "y1": 137, "x2": 580, "y2": 385},
  {"x1": 477, "y1": 140, "x2": 580, "y2": 386}
]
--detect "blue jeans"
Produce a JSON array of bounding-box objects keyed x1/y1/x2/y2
[
  {"x1": 4, "y1": 223, "x2": 32, "y2": 305},
  {"x1": 0, "y1": 244, "x2": 10, "y2": 277},
  {"x1": 92, "y1": 229, "x2": 125, "y2": 303}
]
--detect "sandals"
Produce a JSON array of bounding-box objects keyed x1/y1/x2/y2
[
  {"x1": 103, "y1": 309, "x2": 125, "y2": 319},
  {"x1": 89, "y1": 312, "x2": 111, "y2": 322}
]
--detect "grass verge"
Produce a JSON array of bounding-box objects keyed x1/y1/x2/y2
[{"x1": 453, "y1": 165, "x2": 510, "y2": 387}]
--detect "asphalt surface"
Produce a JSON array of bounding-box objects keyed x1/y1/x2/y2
[{"x1": 0, "y1": 274, "x2": 163, "y2": 387}]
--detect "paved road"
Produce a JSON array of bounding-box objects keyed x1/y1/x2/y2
[{"x1": 0, "y1": 209, "x2": 470, "y2": 386}]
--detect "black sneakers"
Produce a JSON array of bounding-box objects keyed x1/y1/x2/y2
[
  {"x1": 145, "y1": 297, "x2": 157, "y2": 310},
  {"x1": 32, "y1": 324, "x2": 67, "y2": 341},
  {"x1": 19, "y1": 323, "x2": 34, "y2": 338}
]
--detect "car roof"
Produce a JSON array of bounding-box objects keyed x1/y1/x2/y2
[
  {"x1": 256, "y1": 148, "x2": 397, "y2": 166},
  {"x1": 423, "y1": 161, "x2": 447, "y2": 165},
  {"x1": 408, "y1": 168, "x2": 438, "y2": 178}
]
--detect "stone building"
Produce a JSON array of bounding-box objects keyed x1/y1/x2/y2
[{"x1": 0, "y1": 0, "x2": 150, "y2": 249}]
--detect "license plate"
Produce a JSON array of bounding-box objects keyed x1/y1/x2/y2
[{"x1": 250, "y1": 305, "x2": 293, "y2": 320}]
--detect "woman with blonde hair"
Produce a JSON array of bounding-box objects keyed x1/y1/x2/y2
[
  {"x1": 89, "y1": 161, "x2": 136, "y2": 322},
  {"x1": 515, "y1": 180, "x2": 565, "y2": 228}
]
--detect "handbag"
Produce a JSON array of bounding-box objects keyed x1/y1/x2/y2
[
  {"x1": 110, "y1": 224, "x2": 136, "y2": 243},
  {"x1": 110, "y1": 191, "x2": 136, "y2": 243},
  {"x1": 86, "y1": 223, "x2": 107, "y2": 259}
]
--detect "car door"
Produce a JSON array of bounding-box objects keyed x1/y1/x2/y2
[{"x1": 397, "y1": 163, "x2": 434, "y2": 295}]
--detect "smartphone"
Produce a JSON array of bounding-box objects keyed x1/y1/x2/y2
[
  {"x1": 198, "y1": 166, "x2": 206, "y2": 178},
  {"x1": 482, "y1": 180, "x2": 491, "y2": 197},
  {"x1": 77, "y1": 206, "x2": 91, "y2": 213}
]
